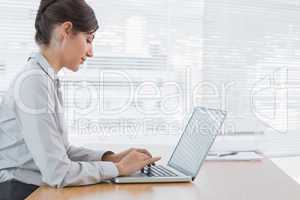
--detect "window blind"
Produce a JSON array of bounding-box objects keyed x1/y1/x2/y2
[
  {"x1": 0, "y1": 0, "x2": 300, "y2": 156},
  {"x1": 201, "y1": 0, "x2": 300, "y2": 156}
]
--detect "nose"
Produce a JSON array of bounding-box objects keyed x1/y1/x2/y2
[{"x1": 86, "y1": 44, "x2": 93, "y2": 58}]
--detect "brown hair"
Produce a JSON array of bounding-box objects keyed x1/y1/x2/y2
[{"x1": 35, "y1": 0, "x2": 99, "y2": 46}]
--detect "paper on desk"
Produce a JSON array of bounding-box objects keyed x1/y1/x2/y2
[
  {"x1": 210, "y1": 135, "x2": 264, "y2": 153},
  {"x1": 206, "y1": 152, "x2": 263, "y2": 161}
]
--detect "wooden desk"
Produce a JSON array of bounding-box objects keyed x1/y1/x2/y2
[{"x1": 26, "y1": 159, "x2": 300, "y2": 200}]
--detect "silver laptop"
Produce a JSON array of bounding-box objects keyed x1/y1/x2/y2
[{"x1": 112, "y1": 107, "x2": 226, "y2": 183}]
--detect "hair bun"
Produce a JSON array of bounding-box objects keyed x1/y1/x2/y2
[
  {"x1": 35, "y1": 0, "x2": 56, "y2": 28},
  {"x1": 34, "y1": 0, "x2": 98, "y2": 46},
  {"x1": 39, "y1": 0, "x2": 57, "y2": 14}
]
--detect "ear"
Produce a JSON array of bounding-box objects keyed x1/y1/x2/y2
[{"x1": 61, "y1": 21, "x2": 73, "y2": 38}]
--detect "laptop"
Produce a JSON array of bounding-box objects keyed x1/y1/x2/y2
[{"x1": 112, "y1": 107, "x2": 227, "y2": 183}]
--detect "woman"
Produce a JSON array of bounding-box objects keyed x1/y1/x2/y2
[{"x1": 0, "y1": 0, "x2": 160, "y2": 199}]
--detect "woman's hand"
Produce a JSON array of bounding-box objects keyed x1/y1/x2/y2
[
  {"x1": 102, "y1": 148, "x2": 153, "y2": 163},
  {"x1": 115, "y1": 150, "x2": 161, "y2": 176}
]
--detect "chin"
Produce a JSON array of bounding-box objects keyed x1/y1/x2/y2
[
  {"x1": 72, "y1": 66, "x2": 80, "y2": 72},
  {"x1": 67, "y1": 65, "x2": 80, "y2": 72}
]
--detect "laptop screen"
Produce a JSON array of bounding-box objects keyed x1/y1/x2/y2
[{"x1": 168, "y1": 107, "x2": 226, "y2": 178}]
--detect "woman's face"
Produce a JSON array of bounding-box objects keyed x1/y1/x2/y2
[{"x1": 61, "y1": 29, "x2": 95, "y2": 72}]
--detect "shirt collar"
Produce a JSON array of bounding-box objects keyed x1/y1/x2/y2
[{"x1": 28, "y1": 52, "x2": 58, "y2": 81}]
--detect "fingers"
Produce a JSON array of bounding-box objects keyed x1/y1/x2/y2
[
  {"x1": 143, "y1": 156, "x2": 161, "y2": 166},
  {"x1": 139, "y1": 149, "x2": 152, "y2": 157},
  {"x1": 120, "y1": 148, "x2": 158, "y2": 164},
  {"x1": 134, "y1": 148, "x2": 153, "y2": 158},
  {"x1": 116, "y1": 151, "x2": 161, "y2": 176},
  {"x1": 137, "y1": 151, "x2": 150, "y2": 160}
]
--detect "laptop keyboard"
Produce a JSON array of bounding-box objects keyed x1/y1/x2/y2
[{"x1": 142, "y1": 165, "x2": 178, "y2": 177}]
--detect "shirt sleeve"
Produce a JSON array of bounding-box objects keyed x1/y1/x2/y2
[
  {"x1": 66, "y1": 144, "x2": 113, "y2": 162},
  {"x1": 13, "y1": 72, "x2": 119, "y2": 188}
]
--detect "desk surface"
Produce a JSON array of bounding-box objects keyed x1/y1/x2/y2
[{"x1": 26, "y1": 158, "x2": 300, "y2": 200}]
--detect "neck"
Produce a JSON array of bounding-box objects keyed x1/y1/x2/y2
[{"x1": 40, "y1": 47, "x2": 63, "y2": 73}]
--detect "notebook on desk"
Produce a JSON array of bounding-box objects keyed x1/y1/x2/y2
[{"x1": 112, "y1": 107, "x2": 227, "y2": 183}]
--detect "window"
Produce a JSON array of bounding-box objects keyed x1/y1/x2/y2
[
  {"x1": 201, "y1": 0, "x2": 300, "y2": 156},
  {"x1": 0, "y1": 0, "x2": 300, "y2": 156}
]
